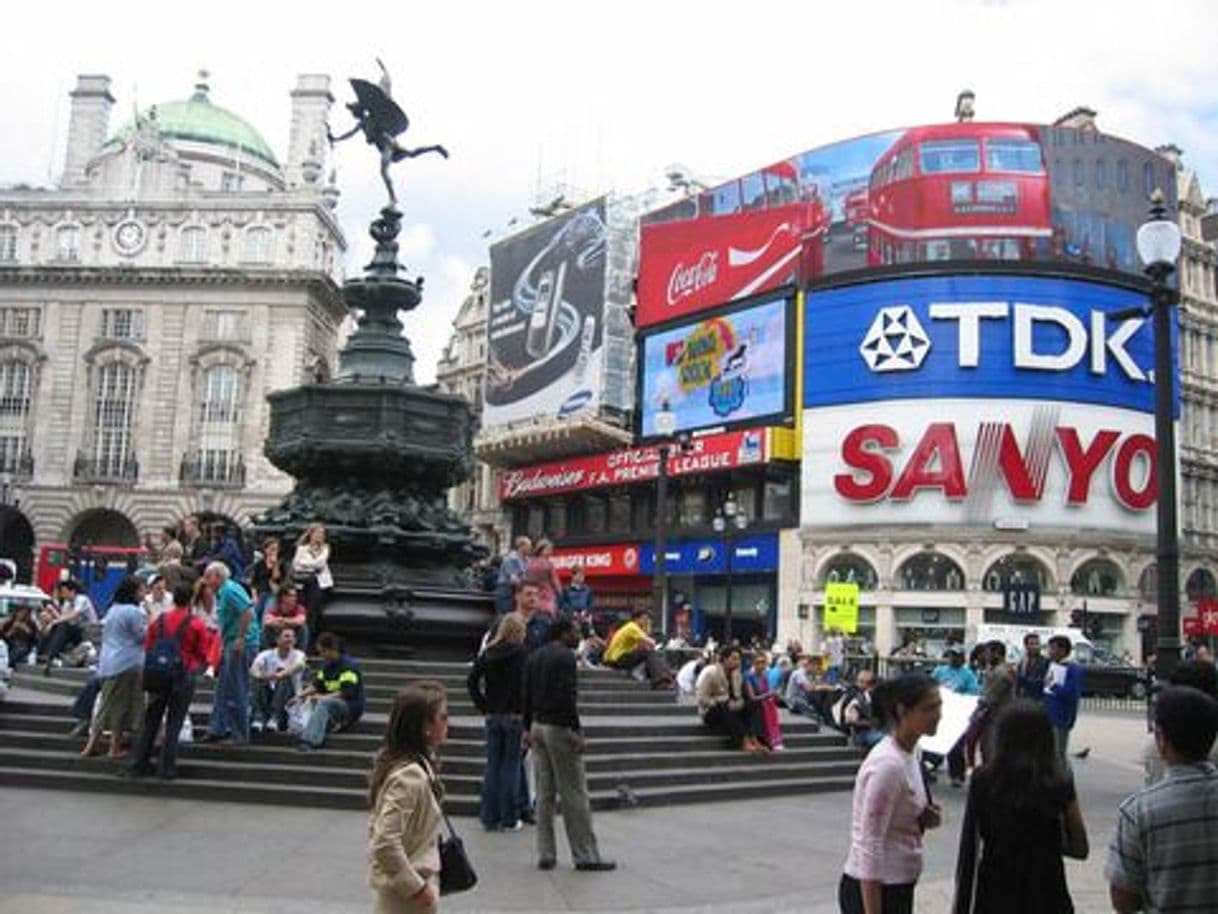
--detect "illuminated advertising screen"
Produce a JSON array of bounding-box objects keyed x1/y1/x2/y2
[
  {"x1": 484, "y1": 199, "x2": 607, "y2": 428},
  {"x1": 637, "y1": 123, "x2": 1175, "y2": 328},
  {"x1": 639, "y1": 295, "x2": 790, "y2": 437},
  {"x1": 799, "y1": 273, "x2": 1175, "y2": 535}
]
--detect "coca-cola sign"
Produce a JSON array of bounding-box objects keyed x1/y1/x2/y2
[
  {"x1": 667, "y1": 252, "x2": 719, "y2": 306},
  {"x1": 499, "y1": 428, "x2": 770, "y2": 501},
  {"x1": 637, "y1": 201, "x2": 825, "y2": 328}
]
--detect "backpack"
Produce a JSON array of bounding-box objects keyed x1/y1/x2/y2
[{"x1": 143, "y1": 613, "x2": 190, "y2": 695}]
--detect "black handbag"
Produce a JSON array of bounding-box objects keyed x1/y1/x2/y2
[{"x1": 438, "y1": 811, "x2": 477, "y2": 895}]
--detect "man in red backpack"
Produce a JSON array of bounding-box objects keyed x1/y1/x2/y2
[{"x1": 128, "y1": 583, "x2": 209, "y2": 780}]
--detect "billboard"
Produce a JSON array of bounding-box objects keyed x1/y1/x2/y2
[
  {"x1": 499, "y1": 427, "x2": 769, "y2": 501},
  {"x1": 800, "y1": 273, "x2": 1173, "y2": 535},
  {"x1": 484, "y1": 199, "x2": 608, "y2": 427},
  {"x1": 638, "y1": 122, "x2": 1176, "y2": 327},
  {"x1": 639, "y1": 295, "x2": 791, "y2": 438}
]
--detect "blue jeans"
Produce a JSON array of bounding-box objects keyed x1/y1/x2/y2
[
  {"x1": 851, "y1": 729, "x2": 884, "y2": 751},
  {"x1": 207, "y1": 644, "x2": 251, "y2": 744},
  {"x1": 481, "y1": 714, "x2": 523, "y2": 828},
  {"x1": 300, "y1": 695, "x2": 350, "y2": 747}
]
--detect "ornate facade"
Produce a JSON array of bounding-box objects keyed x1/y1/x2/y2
[
  {"x1": 0, "y1": 72, "x2": 347, "y2": 578},
  {"x1": 435, "y1": 267, "x2": 507, "y2": 553}
]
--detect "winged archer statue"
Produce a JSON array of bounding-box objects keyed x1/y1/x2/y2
[{"x1": 327, "y1": 59, "x2": 448, "y2": 205}]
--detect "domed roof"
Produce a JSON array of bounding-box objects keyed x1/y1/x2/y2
[{"x1": 111, "y1": 75, "x2": 279, "y2": 169}]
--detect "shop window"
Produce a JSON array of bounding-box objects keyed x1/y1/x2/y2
[
  {"x1": 545, "y1": 501, "x2": 567, "y2": 539},
  {"x1": 678, "y1": 488, "x2": 707, "y2": 526},
  {"x1": 1070, "y1": 558, "x2": 1122, "y2": 596},
  {"x1": 631, "y1": 491, "x2": 653, "y2": 530},
  {"x1": 762, "y1": 479, "x2": 792, "y2": 521},
  {"x1": 584, "y1": 496, "x2": 607, "y2": 535},
  {"x1": 526, "y1": 505, "x2": 545, "y2": 540},
  {"x1": 821, "y1": 554, "x2": 878, "y2": 590},
  {"x1": 731, "y1": 484, "x2": 757, "y2": 523},
  {"x1": 982, "y1": 554, "x2": 1051, "y2": 591},
  {"x1": 608, "y1": 493, "x2": 631, "y2": 532},
  {"x1": 896, "y1": 552, "x2": 964, "y2": 591}
]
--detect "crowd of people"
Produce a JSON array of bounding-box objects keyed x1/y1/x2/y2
[{"x1": 0, "y1": 515, "x2": 371, "y2": 777}]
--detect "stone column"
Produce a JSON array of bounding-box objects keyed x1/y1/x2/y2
[
  {"x1": 61, "y1": 75, "x2": 115, "y2": 187},
  {"x1": 285, "y1": 74, "x2": 333, "y2": 188}
]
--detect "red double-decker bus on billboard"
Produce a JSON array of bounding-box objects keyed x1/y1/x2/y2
[
  {"x1": 636, "y1": 159, "x2": 828, "y2": 327},
  {"x1": 866, "y1": 123, "x2": 1052, "y2": 267}
]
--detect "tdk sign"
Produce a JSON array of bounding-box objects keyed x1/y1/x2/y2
[{"x1": 806, "y1": 275, "x2": 1172, "y2": 415}]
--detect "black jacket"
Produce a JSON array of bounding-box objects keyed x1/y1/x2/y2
[
  {"x1": 522, "y1": 641, "x2": 581, "y2": 732},
  {"x1": 467, "y1": 642, "x2": 526, "y2": 715}
]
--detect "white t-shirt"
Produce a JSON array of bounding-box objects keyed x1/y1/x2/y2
[
  {"x1": 250, "y1": 647, "x2": 307, "y2": 691},
  {"x1": 677, "y1": 659, "x2": 702, "y2": 695}
]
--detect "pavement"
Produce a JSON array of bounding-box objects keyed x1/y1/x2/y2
[{"x1": 0, "y1": 709, "x2": 1149, "y2": 913}]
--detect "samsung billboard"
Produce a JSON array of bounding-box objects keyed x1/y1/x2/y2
[
  {"x1": 638, "y1": 294, "x2": 793, "y2": 438},
  {"x1": 638, "y1": 122, "x2": 1176, "y2": 328},
  {"x1": 800, "y1": 272, "x2": 1174, "y2": 535}
]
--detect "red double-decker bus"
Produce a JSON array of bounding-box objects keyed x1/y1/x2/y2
[{"x1": 866, "y1": 123, "x2": 1052, "y2": 266}]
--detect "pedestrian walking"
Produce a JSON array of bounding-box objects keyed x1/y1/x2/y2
[
  {"x1": 522, "y1": 616, "x2": 615, "y2": 872},
  {"x1": 368, "y1": 681, "x2": 450, "y2": 914},
  {"x1": 466, "y1": 612, "x2": 527, "y2": 832},
  {"x1": 81, "y1": 575, "x2": 148, "y2": 759},
  {"x1": 839, "y1": 673, "x2": 943, "y2": 914},
  {"x1": 1043, "y1": 635, "x2": 1082, "y2": 763},
  {"x1": 1107, "y1": 686, "x2": 1218, "y2": 913},
  {"x1": 953, "y1": 700, "x2": 1089, "y2": 914}
]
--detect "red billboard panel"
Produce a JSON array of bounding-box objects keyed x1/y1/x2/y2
[
  {"x1": 1183, "y1": 616, "x2": 1204, "y2": 638},
  {"x1": 637, "y1": 199, "x2": 825, "y2": 327},
  {"x1": 499, "y1": 427, "x2": 769, "y2": 501},
  {"x1": 550, "y1": 543, "x2": 642, "y2": 578},
  {"x1": 1199, "y1": 598, "x2": 1218, "y2": 636}
]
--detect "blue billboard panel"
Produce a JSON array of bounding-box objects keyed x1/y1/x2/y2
[
  {"x1": 803, "y1": 275, "x2": 1174, "y2": 415},
  {"x1": 640, "y1": 533, "x2": 779, "y2": 575},
  {"x1": 640, "y1": 296, "x2": 789, "y2": 437}
]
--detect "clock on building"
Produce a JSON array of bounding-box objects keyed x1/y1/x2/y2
[{"x1": 112, "y1": 218, "x2": 147, "y2": 256}]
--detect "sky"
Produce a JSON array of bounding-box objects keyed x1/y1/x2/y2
[{"x1": 3, "y1": 0, "x2": 1216, "y2": 383}]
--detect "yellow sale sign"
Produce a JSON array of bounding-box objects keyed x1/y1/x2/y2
[{"x1": 824, "y1": 582, "x2": 860, "y2": 634}]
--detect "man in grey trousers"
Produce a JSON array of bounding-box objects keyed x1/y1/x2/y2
[{"x1": 521, "y1": 616, "x2": 616, "y2": 872}]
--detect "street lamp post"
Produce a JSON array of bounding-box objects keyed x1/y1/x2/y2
[
  {"x1": 653, "y1": 401, "x2": 677, "y2": 640},
  {"x1": 712, "y1": 495, "x2": 748, "y2": 644},
  {"x1": 1136, "y1": 188, "x2": 1184, "y2": 682}
]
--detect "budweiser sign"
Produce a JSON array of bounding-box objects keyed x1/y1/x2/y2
[
  {"x1": 499, "y1": 428, "x2": 769, "y2": 501},
  {"x1": 667, "y1": 252, "x2": 719, "y2": 306}
]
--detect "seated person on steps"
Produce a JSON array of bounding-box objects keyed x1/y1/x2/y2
[
  {"x1": 602, "y1": 607, "x2": 675, "y2": 689},
  {"x1": 260, "y1": 585, "x2": 309, "y2": 651},
  {"x1": 293, "y1": 633, "x2": 364, "y2": 751},
  {"x1": 250, "y1": 627, "x2": 307, "y2": 734}
]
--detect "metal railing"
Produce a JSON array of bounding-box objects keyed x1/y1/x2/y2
[
  {"x1": 72, "y1": 453, "x2": 138, "y2": 484},
  {"x1": 179, "y1": 452, "x2": 246, "y2": 488}
]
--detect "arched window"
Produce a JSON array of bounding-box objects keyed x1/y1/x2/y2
[
  {"x1": 896, "y1": 552, "x2": 965, "y2": 591},
  {"x1": 56, "y1": 225, "x2": 80, "y2": 261},
  {"x1": 90, "y1": 361, "x2": 137, "y2": 478},
  {"x1": 1186, "y1": 568, "x2": 1217, "y2": 601},
  {"x1": 821, "y1": 554, "x2": 878, "y2": 591},
  {"x1": 1142, "y1": 162, "x2": 1156, "y2": 198},
  {"x1": 195, "y1": 363, "x2": 243, "y2": 483},
  {"x1": 982, "y1": 553, "x2": 1051, "y2": 592},
  {"x1": 243, "y1": 227, "x2": 272, "y2": 263},
  {"x1": 0, "y1": 360, "x2": 31, "y2": 473},
  {"x1": 1070, "y1": 558, "x2": 1123, "y2": 597},
  {"x1": 1138, "y1": 564, "x2": 1158, "y2": 600},
  {"x1": 0, "y1": 225, "x2": 16, "y2": 262},
  {"x1": 179, "y1": 226, "x2": 207, "y2": 262}
]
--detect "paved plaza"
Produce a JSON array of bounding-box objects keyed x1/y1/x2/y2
[{"x1": 0, "y1": 711, "x2": 1147, "y2": 914}]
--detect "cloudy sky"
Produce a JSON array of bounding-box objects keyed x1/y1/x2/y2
[{"x1": 4, "y1": 0, "x2": 1216, "y2": 382}]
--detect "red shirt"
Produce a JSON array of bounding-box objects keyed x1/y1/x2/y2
[{"x1": 143, "y1": 607, "x2": 210, "y2": 673}]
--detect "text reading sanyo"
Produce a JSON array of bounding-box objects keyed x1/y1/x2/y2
[{"x1": 912, "y1": 302, "x2": 1148, "y2": 380}]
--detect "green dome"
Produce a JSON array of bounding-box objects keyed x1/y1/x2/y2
[{"x1": 113, "y1": 85, "x2": 279, "y2": 169}]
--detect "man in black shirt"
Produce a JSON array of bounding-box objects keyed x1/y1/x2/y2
[{"x1": 522, "y1": 617, "x2": 615, "y2": 873}]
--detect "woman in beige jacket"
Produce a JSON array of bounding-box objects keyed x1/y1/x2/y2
[{"x1": 368, "y1": 681, "x2": 450, "y2": 913}]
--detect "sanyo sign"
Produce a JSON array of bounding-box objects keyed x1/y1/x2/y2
[{"x1": 807, "y1": 274, "x2": 1171, "y2": 416}]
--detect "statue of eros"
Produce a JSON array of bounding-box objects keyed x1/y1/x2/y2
[{"x1": 327, "y1": 58, "x2": 448, "y2": 205}]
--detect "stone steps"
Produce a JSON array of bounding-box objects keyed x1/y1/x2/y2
[{"x1": 1, "y1": 653, "x2": 859, "y2": 814}]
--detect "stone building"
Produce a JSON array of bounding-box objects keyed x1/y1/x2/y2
[
  {"x1": 0, "y1": 72, "x2": 346, "y2": 580},
  {"x1": 435, "y1": 266, "x2": 507, "y2": 553}
]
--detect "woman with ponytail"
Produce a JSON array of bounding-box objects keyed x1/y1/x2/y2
[
  {"x1": 840, "y1": 673, "x2": 943, "y2": 914},
  {"x1": 368, "y1": 682, "x2": 450, "y2": 913}
]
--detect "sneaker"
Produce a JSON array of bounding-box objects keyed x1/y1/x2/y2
[
  {"x1": 502, "y1": 820, "x2": 523, "y2": 832},
  {"x1": 537, "y1": 859, "x2": 556, "y2": 871},
  {"x1": 250, "y1": 720, "x2": 264, "y2": 734},
  {"x1": 574, "y1": 860, "x2": 617, "y2": 872},
  {"x1": 264, "y1": 720, "x2": 279, "y2": 733}
]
